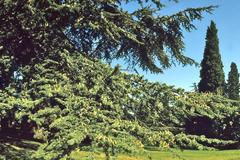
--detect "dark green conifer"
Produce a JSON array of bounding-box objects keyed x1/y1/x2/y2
[
  {"x1": 227, "y1": 62, "x2": 239, "y2": 100},
  {"x1": 198, "y1": 21, "x2": 225, "y2": 94}
]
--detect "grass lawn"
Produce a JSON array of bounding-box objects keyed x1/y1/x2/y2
[
  {"x1": 71, "y1": 149, "x2": 240, "y2": 160},
  {"x1": 149, "y1": 150, "x2": 240, "y2": 160},
  {"x1": 1, "y1": 138, "x2": 240, "y2": 160}
]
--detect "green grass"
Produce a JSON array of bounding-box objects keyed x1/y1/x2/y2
[
  {"x1": 149, "y1": 150, "x2": 240, "y2": 160},
  {"x1": 1, "y1": 138, "x2": 240, "y2": 160},
  {"x1": 71, "y1": 149, "x2": 240, "y2": 160}
]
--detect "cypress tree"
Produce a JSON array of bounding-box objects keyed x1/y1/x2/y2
[
  {"x1": 198, "y1": 21, "x2": 225, "y2": 93},
  {"x1": 227, "y1": 62, "x2": 239, "y2": 100}
]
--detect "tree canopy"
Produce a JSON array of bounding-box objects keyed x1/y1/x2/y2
[
  {"x1": 0, "y1": 1, "x2": 225, "y2": 160},
  {"x1": 0, "y1": 0, "x2": 215, "y2": 78}
]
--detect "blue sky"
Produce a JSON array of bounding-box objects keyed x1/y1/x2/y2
[{"x1": 112, "y1": 0, "x2": 240, "y2": 91}]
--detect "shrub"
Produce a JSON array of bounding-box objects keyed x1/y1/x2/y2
[{"x1": 174, "y1": 133, "x2": 238, "y2": 150}]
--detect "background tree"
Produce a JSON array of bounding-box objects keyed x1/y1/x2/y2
[
  {"x1": 191, "y1": 82, "x2": 198, "y2": 92},
  {"x1": 227, "y1": 62, "x2": 239, "y2": 100},
  {"x1": 198, "y1": 21, "x2": 225, "y2": 93}
]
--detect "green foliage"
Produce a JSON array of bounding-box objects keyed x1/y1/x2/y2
[
  {"x1": 0, "y1": 138, "x2": 40, "y2": 160},
  {"x1": 0, "y1": 50, "x2": 176, "y2": 159},
  {"x1": 1, "y1": 48, "x2": 239, "y2": 159},
  {"x1": 1, "y1": 50, "x2": 240, "y2": 159},
  {"x1": 174, "y1": 92, "x2": 240, "y2": 140},
  {"x1": 174, "y1": 133, "x2": 238, "y2": 150},
  {"x1": 0, "y1": 0, "x2": 215, "y2": 74},
  {"x1": 174, "y1": 133, "x2": 215, "y2": 150},
  {"x1": 198, "y1": 21, "x2": 225, "y2": 93},
  {"x1": 227, "y1": 62, "x2": 239, "y2": 100},
  {"x1": 1, "y1": 1, "x2": 239, "y2": 159}
]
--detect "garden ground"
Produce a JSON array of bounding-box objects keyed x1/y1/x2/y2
[
  {"x1": 1, "y1": 139, "x2": 240, "y2": 160},
  {"x1": 71, "y1": 149, "x2": 240, "y2": 160}
]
